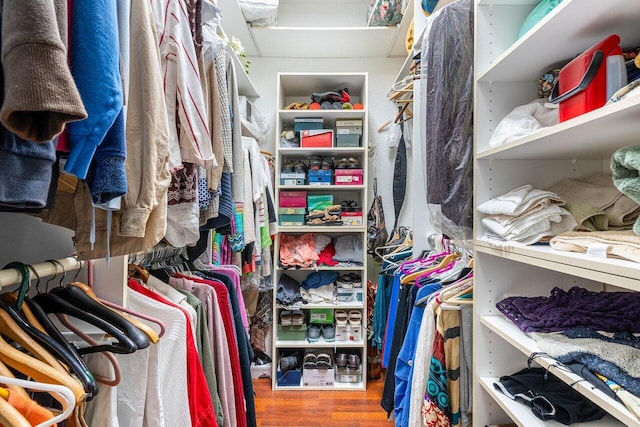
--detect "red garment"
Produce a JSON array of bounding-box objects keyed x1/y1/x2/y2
[
  {"x1": 128, "y1": 279, "x2": 218, "y2": 427},
  {"x1": 317, "y1": 241, "x2": 338, "y2": 266},
  {"x1": 175, "y1": 273, "x2": 247, "y2": 427}
]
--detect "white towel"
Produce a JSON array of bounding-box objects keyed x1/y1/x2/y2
[
  {"x1": 477, "y1": 185, "x2": 565, "y2": 216},
  {"x1": 482, "y1": 205, "x2": 566, "y2": 238}
]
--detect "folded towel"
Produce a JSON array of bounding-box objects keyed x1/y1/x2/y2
[
  {"x1": 546, "y1": 173, "x2": 640, "y2": 231},
  {"x1": 482, "y1": 210, "x2": 578, "y2": 246},
  {"x1": 477, "y1": 185, "x2": 564, "y2": 216},
  {"x1": 611, "y1": 146, "x2": 640, "y2": 235},
  {"x1": 482, "y1": 205, "x2": 566, "y2": 238},
  {"x1": 550, "y1": 230, "x2": 640, "y2": 263}
]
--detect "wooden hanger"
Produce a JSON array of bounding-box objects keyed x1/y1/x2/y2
[{"x1": 0, "y1": 334, "x2": 86, "y2": 404}]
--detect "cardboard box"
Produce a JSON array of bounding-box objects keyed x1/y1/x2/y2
[
  {"x1": 301, "y1": 129, "x2": 334, "y2": 148},
  {"x1": 335, "y1": 324, "x2": 349, "y2": 342},
  {"x1": 251, "y1": 362, "x2": 272, "y2": 380},
  {"x1": 303, "y1": 367, "x2": 335, "y2": 387},
  {"x1": 279, "y1": 190, "x2": 307, "y2": 207},
  {"x1": 342, "y1": 211, "x2": 363, "y2": 226},
  {"x1": 308, "y1": 169, "x2": 332, "y2": 186},
  {"x1": 278, "y1": 207, "x2": 306, "y2": 226},
  {"x1": 348, "y1": 324, "x2": 362, "y2": 341},
  {"x1": 294, "y1": 117, "x2": 323, "y2": 134},
  {"x1": 280, "y1": 172, "x2": 306, "y2": 186},
  {"x1": 336, "y1": 119, "x2": 363, "y2": 135},
  {"x1": 335, "y1": 365, "x2": 363, "y2": 384},
  {"x1": 309, "y1": 308, "x2": 334, "y2": 324},
  {"x1": 337, "y1": 287, "x2": 364, "y2": 303},
  {"x1": 334, "y1": 169, "x2": 363, "y2": 186},
  {"x1": 307, "y1": 194, "x2": 333, "y2": 211}
]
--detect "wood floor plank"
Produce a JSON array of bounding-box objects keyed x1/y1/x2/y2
[{"x1": 253, "y1": 376, "x2": 391, "y2": 426}]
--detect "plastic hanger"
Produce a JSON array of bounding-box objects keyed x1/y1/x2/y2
[
  {"x1": 69, "y1": 281, "x2": 162, "y2": 343},
  {"x1": 0, "y1": 372, "x2": 76, "y2": 427},
  {"x1": 55, "y1": 313, "x2": 122, "y2": 386},
  {"x1": 0, "y1": 394, "x2": 30, "y2": 427},
  {"x1": 401, "y1": 253, "x2": 460, "y2": 285},
  {"x1": 32, "y1": 292, "x2": 140, "y2": 355}
]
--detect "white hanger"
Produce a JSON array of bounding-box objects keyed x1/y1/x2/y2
[{"x1": 0, "y1": 375, "x2": 75, "y2": 427}]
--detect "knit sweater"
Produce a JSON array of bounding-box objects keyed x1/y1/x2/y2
[{"x1": 0, "y1": 0, "x2": 86, "y2": 142}]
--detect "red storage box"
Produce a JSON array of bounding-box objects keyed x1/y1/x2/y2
[
  {"x1": 334, "y1": 169, "x2": 363, "y2": 186},
  {"x1": 300, "y1": 129, "x2": 333, "y2": 148},
  {"x1": 279, "y1": 191, "x2": 307, "y2": 208},
  {"x1": 549, "y1": 34, "x2": 621, "y2": 122}
]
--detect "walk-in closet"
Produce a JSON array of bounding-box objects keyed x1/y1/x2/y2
[{"x1": 0, "y1": 0, "x2": 639, "y2": 426}]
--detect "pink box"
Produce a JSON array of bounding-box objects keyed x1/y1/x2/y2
[
  {"x1": 334, "y1": 169, "x2": 363, "y2": 186},
  {"x1": 279, "y1": 191, "x2": 307, "y2": 207}
]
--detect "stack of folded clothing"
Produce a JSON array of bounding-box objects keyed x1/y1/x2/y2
[
  {"x1": 545, "y1": 172, "x2": 640, "y2": 232},
  {"x1": 300, "y1": 271, "x2": 339, "y2": 304},
  {"x1": 477, "y1": 184, "x2": 577, "y2": 245}
]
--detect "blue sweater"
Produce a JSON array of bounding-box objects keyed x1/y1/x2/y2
[{"x1": 65, "y1": 0, "x2": 126, "y2": 204}]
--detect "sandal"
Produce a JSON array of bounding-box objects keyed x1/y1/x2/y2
[
  {"x1": 293, "y1": 160, "x2": 307, "y2": 173},
  {"x1": 337, "y1": 274, "x2": 354, "y2": 289},
  {"x1": 340, "y1": 200, "x2": 358, "y2": 212},
  {"x1": 348, "y1": 310, "x2": 362, "y2": 326},
  {"x1": 315, "y1": 352, "x2": 333, "y2": 369},
  {"x1": 348, "y1": 273, "x2": 362, "y2": 288},
  {"x1": 335, "y1": 310, "x2": 348, "y2": 325},
  {"x1": 308, "y1": 155, "x2": 322, "y2": 171},
  {"x1": 347, "y1": 157, "x2": 360, "y2": 168},
  {"x1": 303, "y1": 353, "x2": 317, "y2": 369},
  {"x1": 291, "y1": 310, "x2": 304, "y2": 326},
  {"x1": 321, "y1": 158, "x2": 334, "y2": 170},
  {"x1": 280, "y1": 310, "x2": 292, "y2": 326}
]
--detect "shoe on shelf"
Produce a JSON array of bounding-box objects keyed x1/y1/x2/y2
[
  {"x1": 282, "y1": 159, "x2": 294, "y2": 173},
  {"x1": 347, "y1": 353, "x2": 361, "y2": 370},
  {"x1": 315, "y1": 352, "x2": 332, "y2": 369},
  {"x1": 280, "y1": 310, "x2": 292, "y2": 326},
  {"x1": 334, "y1": 310, "x2": 348, "y2": 325},
  {"x1": 291, "y1": 310, "x2": 304, "y2": 326},
  {"x1": 306, "y1": 324, "x2": 321, "y2": 343},
  {"x1": 322, "y1": 324, "x2": 336, "y2": 342},
  {"x1": 335, "y1": 352, "x2": 348, "y2": 368},
  {"x1": 279, "y1": 354, "x2": 299, "y2": 372},
  {"x1": 254, "y1": 350, "x2": 272, "y2": 366},
  {"x1": 348, "y1": 310, "x2": 362, "y2": 326}
]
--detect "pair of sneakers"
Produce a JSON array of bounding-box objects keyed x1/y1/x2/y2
[
  {"x1": 306, "y1": 323, "x2": 335, "y2": 343},
  {"x1": 335, "y1": 352, "x2": 360, "y2": 370}
]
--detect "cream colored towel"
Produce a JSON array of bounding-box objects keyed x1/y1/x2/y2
[{"x1": 550, "y1": 230, "x2": 640, "y2": 263}]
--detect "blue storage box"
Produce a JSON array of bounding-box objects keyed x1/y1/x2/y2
[
  {"x1": 308, "y1": 169, "x2": 332, "y2": 186},
  {"x1": 294, "y1": 117, "x2": 323, "y2": 135},
  {"x1": 277, "y1": 368, "x2": 302, "y2": 387}
]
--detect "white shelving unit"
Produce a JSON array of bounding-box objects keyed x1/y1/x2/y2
[
  {"x1": 272, "y1": 72, "x2": 368, "y2": 391},
  {"x1": 474, "y1": 1, "x2": 640, "y2": 426}
]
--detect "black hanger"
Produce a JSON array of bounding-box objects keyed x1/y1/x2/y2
[
  {"x1": 0, "y1": 301, "x2": 99, "y2": 398},
  {"x1": 48, "y1": 285, "x2": 150, "y2": 351},
  {"x1": 32, "y1": 292, "x2": 139, "y2": 355}
]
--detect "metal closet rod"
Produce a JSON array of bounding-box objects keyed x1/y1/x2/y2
[{"x1": 0, "y1": 256, "x2": 84, "y2": 289}]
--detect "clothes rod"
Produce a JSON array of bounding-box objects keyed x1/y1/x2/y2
[{"x1": 0, "y1": 256, "x2": 83, "y2": 289}]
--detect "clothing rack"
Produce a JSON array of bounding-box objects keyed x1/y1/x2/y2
[
  {"x1": 0, "y1": 256, "x2": 83, "y2": 289},
  {"x1": 128, "y1": 243, "x2": 188, "y2": 267}
]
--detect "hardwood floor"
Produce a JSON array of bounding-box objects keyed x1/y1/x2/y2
[{"x1": 253, "y1": 376, "x2": 392, "y2": 426}]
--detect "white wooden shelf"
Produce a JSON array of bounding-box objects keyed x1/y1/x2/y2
[
  {"x1": 278, "y1": 225, "x2": 365, "y2": 233},
  {"x1": 479, "y1": 377, "x2": 626, "y2": 427},
  {"x1": 278, "y1": 147, "x2": 365, "y2": 156},
  {"x1": 277, "y1": 302, "x2": 364, "y2": 310},
  {"x1": 474, "y1": 241, "x2": 640, "y2": 292},
  {"x1": 276, "y1": 265, "x2": 365, "y2": 271},
  {"x1": 278, "y1": 110, "x2": 366, "y2": 119},
  {"x1": 275, "y1": 338, "x2": 364, "y2": 348},
  {"x1": 476, "y1": 0, "x2": 640, "y2": 83},
  {"x1": 274, "y1": 381, "x2": 365, "y2": 391},
  {"x1": 224, "y1": 44, "x2": 259, "y2": 99},
  {"x1": 277, "y1": 185, "x2": 365, "y2": 191},
  {"x1": 480, "y1": 316, "x2": 639, "y2": 427},
  {"x1": 476, "y1": 96, "x2": 640, "y2": 160}
]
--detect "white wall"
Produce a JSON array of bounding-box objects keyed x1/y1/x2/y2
[{"x1": 246, "y1": 56, "x2": 413, "y2": 233}]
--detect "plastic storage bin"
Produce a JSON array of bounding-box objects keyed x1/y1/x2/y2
[{"x1": 300, "y1": 129, "x2": 334, "y2": 148}]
